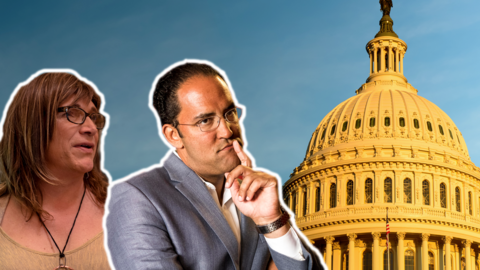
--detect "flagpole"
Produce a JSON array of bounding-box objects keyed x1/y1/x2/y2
[{"x1": 387, "y1": 207, "x2": 390, "y2": 270}]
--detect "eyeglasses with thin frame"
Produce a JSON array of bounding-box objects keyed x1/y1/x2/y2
[
  {"x1": 57, "y1": 106, "x2": 106, "y2": 130},
  {"x1": 176, "y1": 107, "x2": 242, "y2": 132}
]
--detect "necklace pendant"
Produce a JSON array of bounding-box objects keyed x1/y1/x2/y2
[
  {"x1": 54, "y1": 256, "x2": 74, "y2": 270},
  {"x1": 54, "y1": 266, "x2": 74, "y2": 270}
]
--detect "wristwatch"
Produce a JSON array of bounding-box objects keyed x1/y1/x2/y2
[{"x1": 256, "y1": 209, "x2": 290, "y2": 234}]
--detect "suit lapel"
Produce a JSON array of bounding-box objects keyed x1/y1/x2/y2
[
  {"x1": 239, "y1": 212, "x2": 260, "y2": 270},
  {"x1": 164, "y1": 153, "x2": 240, "y2": 268}
]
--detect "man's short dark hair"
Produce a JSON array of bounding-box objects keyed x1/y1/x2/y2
[{"x1": 152, "y1": 62, "x2": 225, "y2": 128}]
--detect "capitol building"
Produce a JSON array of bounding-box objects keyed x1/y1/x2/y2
[{"x1": 283, "y1": 5, "x2": 480, "y2": 270}]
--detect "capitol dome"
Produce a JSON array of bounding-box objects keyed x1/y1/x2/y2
[{"x1": 284, "y1": 6, "x2": 480, "y2": 270}]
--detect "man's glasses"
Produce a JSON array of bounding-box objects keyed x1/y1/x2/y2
[
  {"x1": 176, "y1": 107, "x2": 242, "y2": 132},
  {"x1": 58, "y1": 106, "x2": 106, "y2": 130}
]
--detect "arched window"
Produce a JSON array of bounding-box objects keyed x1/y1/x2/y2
[
  {"x1": 331, "y1": 125, "x2": 336, "y2": 135},
  {"x1": 457, "y1": 134, "x2": 461, "y2": 144},
  {"x1": 321, "y1": 129, "x2": 326, "y2": 140},
  {"x1": 440, "y1": 183, "x2": 447, "y2": 208},
  {"x1": 315, "y1": 186, "x2": 321, "y2": 212},
  {"x1": 439, "y1": 125, "x2": 444, "y2": 135},
  {"x1": 384, "y1": 117, "x2": 391, "y2": 127},
  {"x1": 363, "y1": 250, "x2": 373, "y2": 270},
  {"x1": 399, "y1": 117, "x2": 405, "y2": 127},
  {"x1": 377, "y1": 49, "x2": 381, "y2": 72},
  {"x1": 427, "y1": 121, "x2": 433, "y2": 131},
  {"x1": 370, "y1": 117, "x2": 376, "y2": 127},
  {"x1": 292, "y1": 192, "x2": 297, "y2": 214},
  {"x1": 422, "y1": 180, "x2": 430, "y2": 205},
  {"x1": 303, "y1": 188, "x2": 308, "y2": 216},
  {"x1": 330, "y1": 183, "x2": 337, "y2": 208},
  {"x1": 384, "y1": 178, "x2": 392, "y2": 203},
  {"x1": 365, "y1": 178, "x2": 373, "y2": 203},
  {"x1": 413, "y1": 119, "x2": 420, "y2": 129},
  {"x1": 404, "y1": 178, "x2": 412, "y2": 204},
  {"x1": 385, "y1": 48, "x2": 390, "y2": 71},
  {"x1": 346, "y1": 180, "x2": 354, "y2": 205},
  {"x1": 449, "y1": 129, "x2": 454, "y2": 139},
  {"x1": 355, "y1": 119, "x2": 362, "y2": 129},
  {"x1": 469, "y1": 191, "x2": 473, "y2": 215},
  {"x1": 342, "y1": 121, "x2": 348, "y2": 132},
  {"x1": 428, "y1": 252, "x2": 434, "y2": 270},
  {"x1": 383, "y1": 250, "x2": 394, "y2": 270},
  {"x1": 405, "y1": 250, "x2": 415, "y2": 270},
  {"x1": 456, "y1": 187, "x2": 461, "y2": 212}
]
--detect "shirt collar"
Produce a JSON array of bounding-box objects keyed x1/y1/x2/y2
[{"x1": 173, "y1": 150, "x2": 232, "y2": 206}]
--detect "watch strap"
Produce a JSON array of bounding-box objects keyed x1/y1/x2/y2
[{"x1": 256, "y1": 210, "x2": 290, "y2": 234}]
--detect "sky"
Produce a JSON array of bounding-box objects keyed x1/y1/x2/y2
[{"x1": 1, "y1": 0, "x2": 479, "y2": 184}]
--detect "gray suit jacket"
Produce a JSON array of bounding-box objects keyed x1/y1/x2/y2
[{"x1": 106, "y1": 153, "x2": 323, "y2": 270}]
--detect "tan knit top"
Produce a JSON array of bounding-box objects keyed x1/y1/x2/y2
[{"x1": 0, "y1": 194, "x2": 112, "y2": 270}]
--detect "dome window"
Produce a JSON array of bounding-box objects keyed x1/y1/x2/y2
[
  {"x1": 439, "y1": 125, "x2": 444, "y2": 135},
  {"x1": 321, "y1": 129, "x2": 326, "y2": 140},
  {"x1": 342, "y1": 121, "x2": 348, "y2": 132},
  {"x1": 457, "y1": 134, "x2": 461, "y2": 144},
  {"x1": 399, "y1": 117, "x2": 405, "y2": 127},
  {"x1": 355, "y1": 119, "x2": 361, "y2": 129},
  {"x1": 404, "y1": 179, "x2": 412, "y2": 204},
  {"x1": 413, "y1": 119, "x2": 420, "y2": 129},
  {"x1": 369, "y1": 117, "x2": 376, "y2": 127},
  {"x1": 440, "y1": 183, "x2": 447, "y2": 208},
  {"x1": 330, "y1": 183, "x2": 337, "y2": 208},
  {"x1": 449, "y1": 129, "x2": 453, "y2": 139},
  {"x1": 303, "y1": 188, "x2": 308, "y2": 216},
  {"x1": 330, "y1": 125, "x2": 336, "y2": 135},
  {"x1": 427, "y1": 121, "x2": 433, "y2": 132},
  {"x1": 384, "y1": 117, "x2": 391, "y2": 127},
  {"x1": 346, "y1": 180, "x2": 354, "y2": 205},
  {"x1": 365, "y1": 179, "x2": 373, "y2": 203},
  {"x1": 315, "y1": 187, "x2": 321, "y2": 212},
  {"x1": 384, "y1": 178, "x2": 392, "y2": 203},
  {"x1": 292, "y1": 192, "x2": 297, "y2": 214},
  {"x1": 422, "y1": 180, "x2": 430, "y2": 205},
  {"x1": 455, "y1": 187, "x2": 461, "y2": 212}
]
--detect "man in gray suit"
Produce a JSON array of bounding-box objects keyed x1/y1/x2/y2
[{"x1": 106, "y1": 61, "x2": 324, "y2": 270}]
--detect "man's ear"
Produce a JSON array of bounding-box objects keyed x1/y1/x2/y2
[{"x1": 163, "y1": 124, "x2": 184, "y2": 149}]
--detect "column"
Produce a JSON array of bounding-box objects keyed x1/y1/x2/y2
[
  {"x1": 422, "y1": 233, "x2": 430, "y2": 270},
  {"x1": 374, "y1": 46, "x2": 378, "y2": 73},
  {"x1": 325, "y1": 236, "x2": 335, "y2": 269},
  {"x1": 373, "y1": 232, "x2": 381, "y2": 270},
  {"x1": 397, "y1": 232, "x2": 406, "y2": 270},
  {"x1": 476, "y1": 251, "x2": 480, "y2": 270},
  {"x1": 396, "y1": 48, "x2": 400, "y2": 73},
  {"x1": 348, "y1": 233, "x2": 357, "y2": 269},
  {"x1": 369, "y1": 50, "x2": 373, "y2": 74},
  {"x1": 400, "y1": 52, "x2": 404, "y2": 74},
  {"x1": 464, "y1": 240, "x2": 472, "y2": 270},
  {"x1": 333, "y1": 242, "x2": 341, "y2": 270}
]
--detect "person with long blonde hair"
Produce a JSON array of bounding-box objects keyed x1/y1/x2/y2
[{"x1": 0, "y1": 71, "x2": 111, "y2": 269}]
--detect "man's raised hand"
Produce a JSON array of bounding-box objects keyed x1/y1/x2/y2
[{"x1": 225, "y1": 141, "x2": 283, "y2": 227}]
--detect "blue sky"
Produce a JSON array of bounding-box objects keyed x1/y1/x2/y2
[{"x1": 1, "y1": 0, "x2": 479, "y2": 183}]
